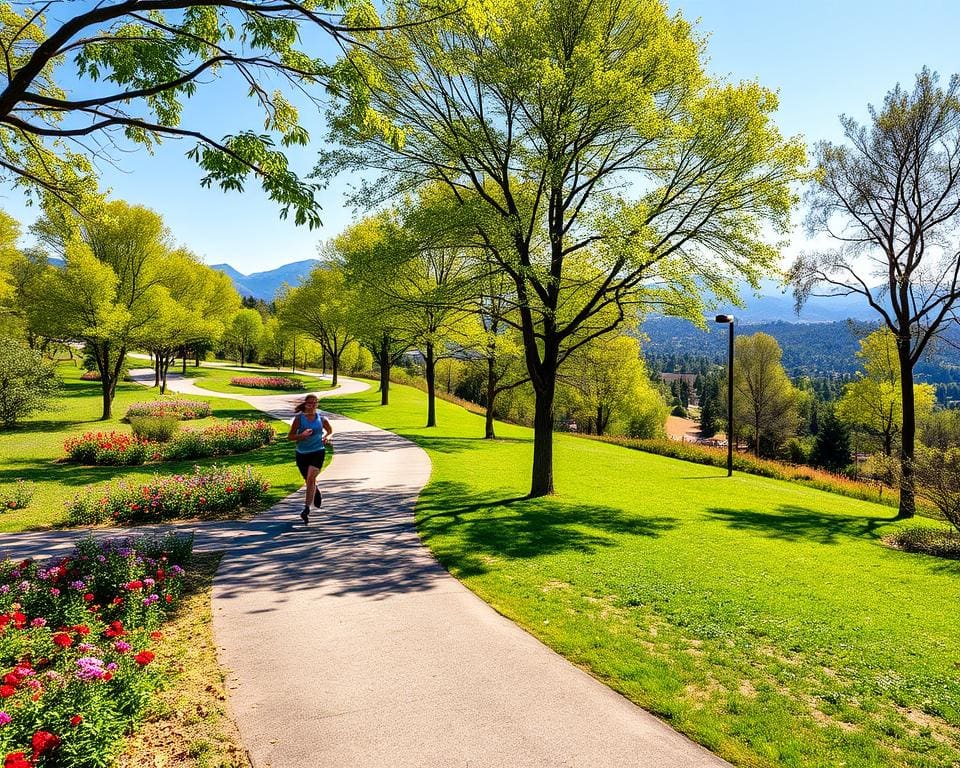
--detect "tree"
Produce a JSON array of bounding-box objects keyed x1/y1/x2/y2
[
  {"x1": 913, "y1": 448, "x2": 960, "y2": 535},
  {"x1": 562, "y1": 335, "x2": 650, "y2": 437},
  {"x1": 809, "y1": 407, "x2": 852, "y2": 473},
  {"x1": 836, "y1": 329, "x2": 936, "y2": 457},
  {"x1": 323, "y1": 0, "x2": 806, "y2": 495},
  {"x1": 0, "y1": 336, "x2": 58, "y2": 427},
  {"x1": 0, "y1": 1, "x2": 397, "y2": 222},
  {"x1": 733, "y1": 333, "x2": 799, "y2": 457},
  {"x1": 281, "y1": 265, "x2": 357, "y2": 385},
  {"x1": 791, "y1": 70, "x2": 960, "y2": 517},
  {"x1": 226, "y1": 309, "x2": 263, "y2": 366},
  {"x1": 697, "y1": 367, "x2": 726, "y2": 438},
  {"x1": 28, "y1": 199, "x2": 171, "y2": 419}
]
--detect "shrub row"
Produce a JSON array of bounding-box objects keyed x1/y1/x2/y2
[
  {"x1": 63, "y1": 420, "x2": 275, "y2": 466},
  {"x1": 0, "y1": 481, "x2": 34, "y2": 512},
  {"x1": 0, "y1": 532, "x2": 191, "y2": 768},
  {"x1": 581, "y1": 435, "x2": 903, "y2": 510},
  {"x1": 229, "y1": 376, "x2": 305, "y2": 391},
  {"x1": 66, "y1": 464, "x2": 269, "y2": 525},
  {"x1": 886, "y1": 526, "x2": 960, "y2": 559},
  {"x1": 124, "y1": 400, "x2": 211, "y2": 421}
]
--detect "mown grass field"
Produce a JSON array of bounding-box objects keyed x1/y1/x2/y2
[
  {"x1": 176, "y1": 364, "x2": 332, "y2": 396},
  {"x1": 321, "y1": 383, "x2": 960, "y2": 768},
  {"x1": 0, "y1": 364, "x2": 306, "y2": 531}
]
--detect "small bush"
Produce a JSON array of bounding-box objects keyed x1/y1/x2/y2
[
  {"x1": 670, "y1": 405, "x2": 687, "y2": 417},
  {"x1": 886, "y1": 526, "x2": 960, "y2": 559},
  {"x1": 0, "y1": 338, "x2": 60, "y2": 428},
  {"x1": 80, "y1": 369, "x2": 101, "y2": 380},
  {"x1": 66, "y1": 464, "x2": 270, "y2": 525},
  {"x1": 63, "y1": 431, "x2": 150, "y2": 466},
  {"x1": 160, "y1": 420, "x2": 275, "y2": 460},
  {"x1": 230, "y1": 376, "x2": 305, "y2": 391},
  {"x1": 124, "y1": 399, "x2": 212, "y2": 421},
  {"x1": 130, "y1": 415, "x2": 181, "y2": 442},
  {"x1": 0, "y1": 480, "x2": 34, "y2": 511}
]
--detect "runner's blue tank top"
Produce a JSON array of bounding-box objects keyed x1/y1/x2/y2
[{"x1": 295, "y1": 413, "x2": 325, "y2": 453}]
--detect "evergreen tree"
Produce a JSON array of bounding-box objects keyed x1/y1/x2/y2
[{"x1": 810, "y1": 408, "x2": 852, "y2": 472}]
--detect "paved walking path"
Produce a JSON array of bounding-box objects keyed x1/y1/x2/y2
[{"x1": 2, "y1": 369, "x2": 730, "y2": 768}]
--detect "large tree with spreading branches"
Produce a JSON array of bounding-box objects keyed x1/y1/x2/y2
[
  {"x1": 320, "y1": 0, "x2": 807, "y2": 496},
  {"x1": 791, "y1": 70, "x2": 960, "y2": 517}
]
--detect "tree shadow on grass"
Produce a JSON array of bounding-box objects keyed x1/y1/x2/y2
[
  {"x1": 416, "y1": 481, "x2": 678, "y2": 577},
  {"x1": 705, "y1": 504, "x2": 895, "y2": 545}
]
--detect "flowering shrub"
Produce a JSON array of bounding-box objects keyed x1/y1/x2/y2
[
  {"x1": 66, "y1": 465, "x2": 269, "y2": 525},
  {"x1": 64, "y1": 421, "x2": 273, "y2": 466},
  {"x1": 62, "y1": 433, "x2": 149, "y2": 467},
  {"x1": 0, "y1": 533, "x2": 191, "y2": 768},
  {"x1": 79, "y1": 371, "x2": 100, "y2": 381},
  {"x1": 230, "y1": 376, "x2": 305, "y2": 391},
  {"x1": 160, "y1": 420, "x2": 275, "y2": 460},
  {"x1": 0, "y1": 482, "x2": 34, "y2": 512},
  {"x1": 123, "y1": 400, "x2": 212, "y2": 421}
]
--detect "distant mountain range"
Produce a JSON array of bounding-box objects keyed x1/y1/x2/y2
[
  {"x1": 209, "y1": 259, "x2": 320, "y2": 301},
  {"x1": 711, "y1": 279, "x2": 878, "y2": 324}
]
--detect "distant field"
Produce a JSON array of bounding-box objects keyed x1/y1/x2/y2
[{"x1": 322, "y1": 383, "x2": 960, "y2": 768}]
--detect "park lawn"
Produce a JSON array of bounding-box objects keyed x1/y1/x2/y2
[
  {"x1": 322, "y1": 384, "x2": 960, "y2": 768},
  {"x1": 0, "y1": 364, "x2": 307, "y2": 532},
  {"x1": 183, "y1": 364, "x2": 333, "y2": 396}
]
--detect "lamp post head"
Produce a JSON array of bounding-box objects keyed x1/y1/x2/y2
[{"x1": 714, "y1": 314, "x2": 734, "y2": 324}]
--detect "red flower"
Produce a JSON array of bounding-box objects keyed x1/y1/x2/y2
[
  {"x1": 31, "y1": 730, "x2": 60, "y2": 759},
  {"x1": 165, "y1": 595, "x2": 172, "y2": 603},
  {"x1": 0, "y1": 685, "x2": 15, "y2": 698},
  {"x1": 12, "y1": 613, "x2": 26, "y2": 629},
  {"x1": 52, "y1": 633, "x2": 72, "y2": 649},
  {"x1": 69, "y1": 715, "x2": 82, "y2": 727},
  {"x1": 73, "y1": 625, "x2": 90, "y2": 636},
  {"x1": 149, "y1": 631, "x2": 163, "y2": 641},
  {"x1": 134, "y1": 650, "x2": 155, "y2": 666},
  {"x1": 3, "y1": 752, "x2": 32, "y2": 768},
  {"x1": 103, "y1": 620, "x2": 126, "y2": 638},
  {"x1": 156, "y1": 569, "x2": 165, "y2": 580},
  {"x1": 125, "y1": 580, "x2": 143, "y2": 591},
  {"x1": 83, "y1": 593, "x2": 94, "y2": 602},
  {"x1": 102, "y1": 672, "x2": 112, "y2": 682},
  {"x1": 3, "y1": 674, "x2": 18, "y2": 686}
]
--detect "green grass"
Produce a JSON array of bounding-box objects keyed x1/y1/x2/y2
[
  {"x1": 321, "y1": 383, "x2": 960, "y2": 768},
  {"x1": 180, "y1": 365, "x2": 332, "y2": 396},
  {"x1": 0, "y1": 365, "x2": 307, "y2": 531}
]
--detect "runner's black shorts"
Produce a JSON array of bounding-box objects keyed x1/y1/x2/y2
[{"x1": 295, "y1": 449, "x2": 326, "y2": 478}]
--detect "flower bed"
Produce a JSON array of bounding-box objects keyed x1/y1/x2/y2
[
  {"x1": 62, "y1": 433, "x2": 150, "y2": 467},
  {"x1": 63, "y1": 421, "x2": 275, "y2": 466},
  {"x1": 123, "y1": 400, "x2": 212, "y2": 421},
  {"x1": 0, "y1": 532, "x2": 191, "y2": 768},
  {"x1": 229, "y1": 376, "x2": 305, "y2": 391},
  {"x1": 66, "y1": 465, "x2": 269, "y2": 525},
  {"x1": 0, "y1": 482, "x2": 34, "y2": 512},
  {"x1": 79, "y1": 371, "x2": 100, "y2": 381}
]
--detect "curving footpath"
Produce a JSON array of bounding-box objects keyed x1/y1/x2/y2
[{"x1": 3, "y1": 370, "x2": 730, "y2": 768}]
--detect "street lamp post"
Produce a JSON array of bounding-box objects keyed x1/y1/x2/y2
[{"x1": 715, "y1": 315, "x2": 734, "y2": 477}]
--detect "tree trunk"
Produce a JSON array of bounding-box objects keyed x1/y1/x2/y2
[
  {"x1": 194, "y1": 349, "x2": 200, "y2": 367},
  {"x1": 100, "y1": 383, "x2": 113, "y2": 421},
  {"x1": 596, "y1": 406, "x2": 606, "y2": 437},
  {"x1": 153, "y1": 356, "x2": 160, "y2": 388},
  {"x1": 898, "y1": 344, "x2": 917, "y2": 518},
  {"x1": 484, "y1": 357, "x2": 497, "y2": 439},
  {"x1": 379, "y1": 334, "x2": 390, "y2": 406},
  {"x1": 331, "y1": 352, "x2": 340, "y2": 387},
  {"x1": 530, "y1": 374, "x2": 557, "y2": 497},
  {"x1": 425, "y1": 341, "x2": 436, "y2": 427},
  {"x1": 181, "y1": 347, "x2": 187, "y2": 376}
]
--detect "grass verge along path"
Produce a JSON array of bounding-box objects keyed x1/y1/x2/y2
[
  {"x1": 0, "y1": 365, "x2": 306, "y2": 532},
  {"x1": 320, "y1": 384, "x2": 960, "y2": 768}
]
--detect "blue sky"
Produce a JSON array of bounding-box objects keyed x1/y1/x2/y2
[{"x1": 3, "y1": 1, "x2": 960, "y2": 274}]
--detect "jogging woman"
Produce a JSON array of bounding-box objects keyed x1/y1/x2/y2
[{"x1": 288, "y1": 395, "x2": 333, "y2": 524}]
